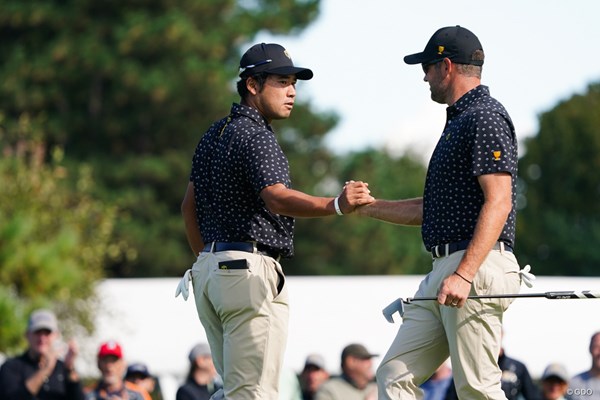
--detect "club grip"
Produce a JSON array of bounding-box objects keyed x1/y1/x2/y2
[{"x1": 546, "y1": 290, "x2": 600, "y2": 299}]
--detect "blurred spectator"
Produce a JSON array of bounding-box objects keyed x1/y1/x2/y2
[
  {"x1": 497, "y1": 346, "x2": 541, "y2": 400},
  {"x1": 299, "y1": 354, "x2": 329, "y2": 400},
  {"x1": 569, "y1": 331, "x2": 600, "y2": 400},
  {"x1": 0, "y1": 309, "x2": 85, "y2": 400},
  {"x1": 175, "y1": 343, "x2": 222, "y2": 400},
  {"x1": 540, "y1": 363, "x2": 570, "y2": 400},
  {"x1": 125, "y1": 362, "x2": 155, "y2": 400},
  {"x1": 420, "y1": 361, "x2": 452, "y2": 400},
  {"x1": 85, "y1": 340, "x2": 147, "y2": 400},
  {"x1": 315, "y1": 343, "x2": 377, "y2": 400}
]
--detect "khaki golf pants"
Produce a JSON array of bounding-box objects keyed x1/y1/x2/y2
[
  {"x1": 191, "y1": 250, "x2": 289, "y2": 400},
  {"x1": 377, "y1": 249, "x2": 521, "y2": 400}
]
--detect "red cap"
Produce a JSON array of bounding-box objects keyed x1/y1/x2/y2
[{"x1": 98, "y1": 340, "x2": 123, "y2": 359}]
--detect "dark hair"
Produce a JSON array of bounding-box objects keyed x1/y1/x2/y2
[
  {"x1": 456, "y1": 49, "x2": 484, "y2": 78},
  {"x1": 590, "y1": 331, "x2": 600, "y2": 352},
  {"x1": 236, "y1": 72, "x2": 269, "y2": 100}
]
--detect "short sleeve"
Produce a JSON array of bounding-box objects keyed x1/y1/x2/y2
[
  {"x1": 470, "y1": 110, "x2": 517, "y2": 177},
  {"x1": 241, "y1": 130, "x2": 290, "y2": 193}
]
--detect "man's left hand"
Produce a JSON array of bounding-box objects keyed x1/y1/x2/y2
[{"x1": 437, "y1": 273, "x2": 472, "y2": 308}]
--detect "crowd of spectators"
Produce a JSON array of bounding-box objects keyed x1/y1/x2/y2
[{"x1": 0, "y1": 309, "x2": 598, "y2": 400}]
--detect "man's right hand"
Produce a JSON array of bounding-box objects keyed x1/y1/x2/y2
[
  {"x1": 26, "y1": 346, "x2": 58, "y2": 395},
  {"x1": 337, "y1": 180, "x2": 375, "y2": 214},
  {"x1": 39, "y1": 347, "x2": 58, "y2": 376}
]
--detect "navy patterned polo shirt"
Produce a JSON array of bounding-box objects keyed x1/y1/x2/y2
[
  {"x1": 189, "y1": 103, "x2": 294, "y2": 258},
  {"x1": 421, "y1": 85, "x2": 518, "y2": 251}
]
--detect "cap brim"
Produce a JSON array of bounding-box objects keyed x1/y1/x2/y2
[
  {"x1": 354, "y1": 353, "x2": 379, "y2": 359},
  {"x1": 266, "y1": 66, "x2": 313, "y2": 80},
  {"x1": 128, "y1": 371, "x2": 150, "y2": 378},
  {"x1": 29, "y1": 323, "x2": 57, "y2": 332},
  {"x1": 543, "y1": 374, "x2": 568, "y2": 382},
  {"x1": 305, "y1": 363, "x2": 324, "y2": 369},
  {"x1": 404, "y1": 52, "x2": 434, "y2": 65}
]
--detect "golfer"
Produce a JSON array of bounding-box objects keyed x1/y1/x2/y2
[
  {"x1": 179, "y1": 42, "x2": 373, "y2": 400},
  {"x1": 358, "y1": 26, "x2": 523, "y2": 399}
]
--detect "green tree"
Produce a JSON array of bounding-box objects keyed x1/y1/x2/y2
[
  {"x1": 516, "y1": 82, "x2": 600, "y2": 275},
  {"x1": 0, "y1": 0, "x2": 324, "y2": 277},
  {"x1": 285, "y1": 148, "x2": 431, "y2": 275},
  {"x1": 0, "y1": 116, "x2": 119, "y2": 353}
]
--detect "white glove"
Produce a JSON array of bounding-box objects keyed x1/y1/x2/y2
[
  {"x1": 518, "y1": 264, "x2": 536, "y2": 288},
  {"x1": 175, "y1": 269, "x2": 192, "y2": 301}
]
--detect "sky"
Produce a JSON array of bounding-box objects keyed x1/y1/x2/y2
[{"x1": 258, "y1": 0, "x2": 600, "y2": 160}]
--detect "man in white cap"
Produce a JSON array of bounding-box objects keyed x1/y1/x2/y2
[
  {"x1": 299, "y1": 354, "x2": 329, "y2": 400},
  {"x1": 176, "y1": 343, "x2": 222, "y2": 400},
  {"x1": 0, "y1": 309, "x2": 85, "y2": 399},
  {"x1": 540, "y1": 363, "x2": 569, "y2": 400}
]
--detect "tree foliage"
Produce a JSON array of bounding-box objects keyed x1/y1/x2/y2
[
  {"x1": 286, "y1": 148, "x2": 431, "y2": 275},
  {"x1": 0, "y1": 0, "x2": 322, "y2": 277},
  {"x1": 2, "y1": 0, "x2": 599, "y2": 295},
  {"x1": 0, "y1": 117, "x2": 118, "y2": 354},
  {"x1": 516, "y1": 82, "x2": 600, "y2": 275}
]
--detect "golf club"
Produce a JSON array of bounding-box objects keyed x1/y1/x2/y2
[{"x1": 382, "y1": 290, "x2": 600, "y2": 323}]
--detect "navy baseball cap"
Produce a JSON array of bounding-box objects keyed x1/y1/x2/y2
[
  {"x1": 404, "y1": 25, "x2": 484, "y2": 66},
  {"x1": 126, "y1": 363, "x2": 151, "y2": 379},
  {"x1": 239, "y1": 43, "x2": 313, "y2": 80}
]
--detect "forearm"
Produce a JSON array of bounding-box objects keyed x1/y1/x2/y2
[
  {"x1": 25, "y1": 369, "x2": 49, "y2": 396},
  {"x1": 261, "y1": 182, "x2": 374, "y2": 217},
  {"x1": 456, "y1": 198, "x2": 511, "y2": 279},
  {"x1": 264, "y1": 188, "x2": 337, "y2": 217},
  {"x1": 181, "y1": 182, "x2": 204, "y2": 255},
  {"x1": 183, "y1": 211, "x2": 204, "y2": 255},
  {"x1": 358, "y1": 198, "x2": 423, "y2": 226},
  {"x1": 437, "y1": 173, "x2": 513, "y2": 305}
]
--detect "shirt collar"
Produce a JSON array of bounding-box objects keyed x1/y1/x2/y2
[
  {"x1": 446, "y1": 85, "x2": 489, "y2": 118},
  {"x1": 231, "y1": 103, "x2": 272, "y2": 131},
  {"x1": 341, "y1": 372, "x2": 364, "y2": 389}
]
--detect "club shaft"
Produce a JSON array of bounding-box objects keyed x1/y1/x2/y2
[{"x1": 407, "y1": 290, "x2": 600, "y2": 302}]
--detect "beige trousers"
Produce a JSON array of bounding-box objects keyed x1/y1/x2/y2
[
  {"x1": 377, "y1": 249, "x2": 521, "y2": 400},
  {"x1": 191, "y1": 250, "x2": 289, "y2": 400}
]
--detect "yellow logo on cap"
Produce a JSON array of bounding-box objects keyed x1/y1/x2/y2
[
  {"x1": 493, "y1": 150, "x2": 501, "y2": 161},
  {"x1": 437, "y1": 45, "x2": 445, "y2": 55},
  {"x1": 284, "y1": 49, "x2": 291, "y2": 60}
]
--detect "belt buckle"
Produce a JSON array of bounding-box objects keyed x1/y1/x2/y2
[{"x1": 432, "y1": 243, "x2": 450, "y2": 258}]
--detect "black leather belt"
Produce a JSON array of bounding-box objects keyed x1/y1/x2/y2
[
  {"x1": 203, "y1": 242, "x2": 280, "y2": 261},
  {"x1": 430, "y1": 240, "x2": 512, "y2": 259}
]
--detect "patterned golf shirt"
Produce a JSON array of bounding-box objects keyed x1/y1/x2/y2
[
  {"x1": 189, "y1": 103, "x2": 294, "y2": 258},
  {"x1": 421, "y1": 85, "x2": 518, "y2": 251}
]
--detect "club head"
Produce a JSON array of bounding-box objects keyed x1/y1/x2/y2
[{"x1": 382, "y1": 298, "x2": 406, "y2": 323}]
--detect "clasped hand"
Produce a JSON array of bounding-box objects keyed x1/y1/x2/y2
[{"x1": 336, "y1": 180, "x2": 374, "y2": 214}]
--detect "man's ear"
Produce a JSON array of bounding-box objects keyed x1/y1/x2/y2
[{"x1": 246, "y1": 77, "x2": 259, "y2": 95}]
